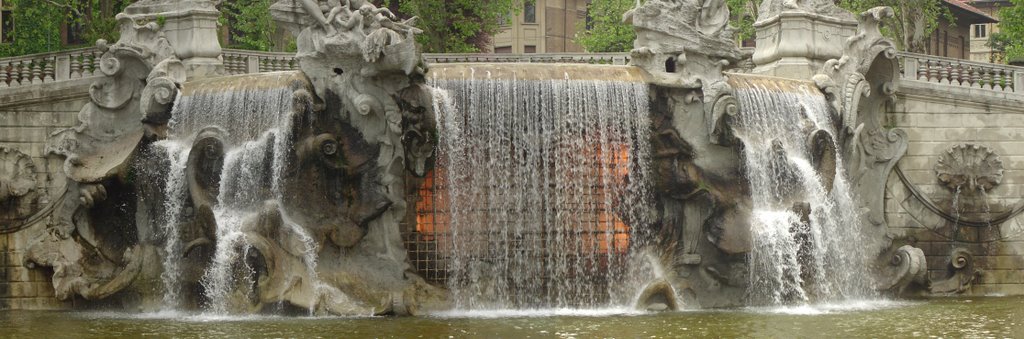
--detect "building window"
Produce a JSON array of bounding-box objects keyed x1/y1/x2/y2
[
  {"x1": 524, "y1": 45, "x2": 536, "y2": 53},
  {"x1": 495, "y1": 46, "x2": 512, "y2": 53},
  {"x1": 524, "y1": 1, "x2": 536, "y2": 24},
  {"x1": 1, "y1": 10, "x2": 11, "y2": 43},
  {"x1": 974, "y1": 24, "x2": 987, "y2": 39}
]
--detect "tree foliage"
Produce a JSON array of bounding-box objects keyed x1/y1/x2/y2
[
  {"x1": 220, "y1": 0, "x2": 279, "y2": 51},
  {"x1": 0, "y1": 0, "x2": 127, "y2": 57},
  {"x1": 395, "y1": 0, "x2": 524, "y2": 53},
  {"x1": 574, "y1": 0, "x2": 634, "y2": 52},
  {"x1": 836, "y1": 0, "x2": 954, "y2": 53},
  {"x1": 990, "y1": 0, "x2": 1024, "y2": 63},
  {"x1": 728, "y1": 0, "x2": 759, "y2": 42}
]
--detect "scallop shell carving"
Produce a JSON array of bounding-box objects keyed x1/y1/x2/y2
[
  {"x1": 934, "y1": 144, "x2": 1003, "y2": 193},
  {"x1": 0, "y1": 147, "x2": 39, "y2": 222}
]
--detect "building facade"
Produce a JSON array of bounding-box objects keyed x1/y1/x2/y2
[
  {"x1": 968, "y1": 0, "x2": 1011, "y2": 62},
  {"x1": 489, "y1": 0, "x2": 590, "y2": 53},
  {"x1": 925, "y1": 0, "x2": 998, "y2": 60}
]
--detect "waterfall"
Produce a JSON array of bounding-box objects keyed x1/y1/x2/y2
[
  {"x1": 154, "y1": 79, "x2": 332, "y2": 314},
  {"x1": 430, "y1": 71, "x2": 653, "y2": 309},
  {"x1": 730, "y1": 76, "x2": 873, "y2": 305},
  {"x1": 153, "y1": 136, "x2": 191, "y2": 310}
]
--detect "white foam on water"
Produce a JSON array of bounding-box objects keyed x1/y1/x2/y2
[
  {"x1": 744, "y1": 299, "x2": 914, "y2": 315},
  {"x1": 428, "y1": 307, "x2": 647, "y2": 319}
]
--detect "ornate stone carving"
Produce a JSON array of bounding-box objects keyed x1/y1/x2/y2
[
  {"x1": 25, "y1": 3, "x2": 193, "y2": 306},
  {"x1": 625, "y1": 0, "x2": 740, "y2": 88},
  {"x1": 929, "y1": 247, "x2": 980, "y2": 294},
  {"x1": 758, "y1": 0, "x2": 855, "y2": 22},
  {"x1": 702, "y1": 80, "x2": 739, "y2": 145},
  {"x1": 935, "y1": 144, "x2": 1003, "y2": 194},
  {"x1": 0, "y1": 147, "x2": 38, "y2": 223},
  {"x1": 752, "y1": 0, "x2": 858, "y2": 77},
  {"x1": 879, "y1": 245, "x2": 928, "y2": 294}
]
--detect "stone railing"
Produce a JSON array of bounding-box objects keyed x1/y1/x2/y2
[
  {"x1": 10, "y1": 48, "x2": 1024, "y2": 95},
  {"x1": 0, "y1": 47, "x2": 103, "y2": 88},
  {"x1": 423, "y1": 52, "x2": 630, "y2": 65},
  {"x1": 900, "y1": 52, "x2": 1024, "y2": 93},
  {"x1": 222, "y1": 49, "x2": 631, "y2": 75},
  {"x1": 223, "y1": 49, "x2": 300, "y2": 75}
]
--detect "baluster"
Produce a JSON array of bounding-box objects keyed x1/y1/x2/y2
[
  {"x1": 949, "y1": 62, "x2": 961, "y2": 86},
  {"x1": 91, "y1": 50, "x2": 103, "y2": 76},
  {"x1": 81, "y1": 53, "x2": 93, "y2": 77},
  {"x1": 70, "y1": 52, "x2": 82, "y2": 79},
  {"x1": 18, "y1": 61, "x2": 31, "y2": 86},
  {"x1": 917, "y1": 58, "x2": 927, "y2": 80},
  {"x1": 999, "y1": 70, "x2": 1010, "y2": 91},
  {"x1": 31, "y1": 60, "x2": 43, "y2": 84},
  {"x1": 925, "y1": 60, "x2": 937, "y2": 82},
  {"x1": 982, "y1": 69, "x2": 993, "y2": 90},
  {"x1": 275, "y1": 57, "x2": 285, "y2": 71},
  {"x1": 938, "y1": 61, "x2": 950, "y2": 84},
  {"x1": 43, "y1": 57, "x2": 55, "y2": 82},
  {"x1": 966, "y1": 66, "x2": 974, "y2": 87},
  {"x1": 1008, "y1": 71, "x2": 1016, "y2": 92},
  {"x1": 0, "y1": 62, "x2": 8, "y2": 88},
  {"x1": 224, "y1": 55, "x2": 235, "y2": 74}
]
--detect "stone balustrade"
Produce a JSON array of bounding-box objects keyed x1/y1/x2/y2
[
  {"x1": 223, "y1": 49, "x2": 631, "y2": 75},
  {"x1": 0, "y1": 47, "x2": 103, "y2": 88},
  {"x1": 900, "y1": 52, "x2": 1024, "y2": 93},
  {"x1": 223, "y1": 50, "x2": 300, "y2": 75},
  {"x1": 11, "y1": 48, "x2": 1024, "y2": 95},
  {"x1": 423, "y1": 52, "x2": 631, "y2": 65}
]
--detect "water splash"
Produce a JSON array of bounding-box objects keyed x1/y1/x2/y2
[
  {"x1": 431, "y1": 72, "x2": 653, "y2": 309},
  {"x1": 160, "y1": 81, "x2": 344, "y2": 314},
  {"x1": 731, "y1": 76, "x2": 873, "y2": 305},
  {"x1": 153, "y1": 138, "x2": 190, "y2": 310}
]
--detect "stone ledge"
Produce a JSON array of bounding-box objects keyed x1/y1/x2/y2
[
  {"x1": 898, "y1": 79, "x2": 1024, "y2": 110},
  {"x1": 0, "y1": 77, "x2": 97, "y2": 109}
]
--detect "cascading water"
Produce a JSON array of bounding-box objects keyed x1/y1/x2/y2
[
  {"x1": 154, "y1": 136, "x2": 191, "y2": 310},
  {"x1": 154, "y1": 76, "x2": 328, "y2": 314},
  {"x1": 730, "y1": 76, "x2": 873, "y2": 305},
  {"x1": 430, "y1": 70, "x2": 653, "y2": 309}
]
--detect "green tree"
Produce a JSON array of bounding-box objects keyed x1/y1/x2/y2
[
  {"x1": 573, "y1": 0, "x2": 760, "y2": 52},
  {"x1": 395, "y1": 0, "x2": 524, "y2": 53},
  {"x1": 990, "y1": 0, "x2": 1024, "y2": 63},
  {"x1": 220, "y1": 0, "x2": 279, "y2": 51},
  {"x1": 728, "y1": 0, "x2": 759, "y2": 42},
  {"x1": 574, "y1": 0, "x2": 634, "y2": 52},
  {"x1": 0, "y1": 0, "x2": 127, "y2": 57},
  {"x1": 837, "y1": 0, "x2": 954, "y2": 53}
]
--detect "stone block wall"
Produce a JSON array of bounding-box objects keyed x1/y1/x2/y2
[
  {"x1": 0, "y1": 81, "x2": 91, "y2": 310},
  {"x1": 886, "y1": 79, "x2": 1024, "y2": 295}
]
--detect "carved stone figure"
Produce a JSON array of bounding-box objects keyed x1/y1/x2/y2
[
  {"x1": 758, "y1": 0, "x2": 855, "y2": 21},
  {"x1": 0, "y1": 147, "x2": 38, "y2": 223},
  {"x1": 935, "y1": 144, "x2": 1003, "y2": 194}
]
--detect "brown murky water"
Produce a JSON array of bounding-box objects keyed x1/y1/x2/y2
[{"x1": 2, "y1": 297, "x2": 1022, "y2": 338}]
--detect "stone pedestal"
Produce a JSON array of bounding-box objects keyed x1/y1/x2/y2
[
  {"x1": 751, "y1": 11, "x2": 857, "y2": 79},
  {"x1": 124, "y1": 0, "x2": 223, "y2": 78}
]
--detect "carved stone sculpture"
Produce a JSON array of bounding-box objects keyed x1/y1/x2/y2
[
  {"x1": 0, "y1": 147, "x2": 38, "y2": 223},
  {"x1": 935, "y1": 144, "x2": 1003, "y2": 194},
  {"x1": 815, "y1": 7, "x2": 927, "y2": 296},
  {"x1": 753, "y1": 0, "x2": 858, "y2": 78},
  {"x1": 930, "y1": 247, "x2": 980, "y2": 294},
  {"x1": 758, "y1": 0, "x2": 855, "y2": 22},
  {"x1": 23, "y1": 2, "x2": 192, "y2": 309}
]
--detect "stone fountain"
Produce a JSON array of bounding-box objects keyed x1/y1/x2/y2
[{"x1": 1, "y1": 0, "x2": 993, "y2": 315}]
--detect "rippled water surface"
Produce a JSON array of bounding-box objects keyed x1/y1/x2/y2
[{"x1": 2, "y1": 297, "x2": 1022, "y2": 338}]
